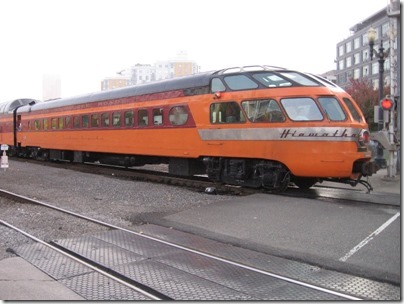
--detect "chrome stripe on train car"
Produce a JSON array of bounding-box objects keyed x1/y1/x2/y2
[{"x1": 198, "y1": 127, "x2": 361, "y2": 141}]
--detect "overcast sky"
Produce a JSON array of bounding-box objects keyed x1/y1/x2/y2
[{"x1": 0, "y1": 0, "x2": 389, "y2": 101}]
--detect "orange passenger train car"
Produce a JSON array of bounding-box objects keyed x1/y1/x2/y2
[{"x1": 0, "y1": 65, "x2": 378, "y2": 192}]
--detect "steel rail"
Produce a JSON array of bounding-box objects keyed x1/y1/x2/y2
[{"x1": 0, "y1": 188, "x2": 362, "y2": 300}]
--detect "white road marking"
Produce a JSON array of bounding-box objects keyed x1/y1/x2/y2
[{"x1": 339, "y1": 212, "x2": 400, "y2": 262}]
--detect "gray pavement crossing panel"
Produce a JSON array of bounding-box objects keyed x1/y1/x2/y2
[{"x1": 13, "y1": 226, "x2": 400, "y2": 300}]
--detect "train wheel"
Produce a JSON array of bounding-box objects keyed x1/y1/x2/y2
[{"x1": 293, "y1": 177, "x2": 317, "y2": 189}]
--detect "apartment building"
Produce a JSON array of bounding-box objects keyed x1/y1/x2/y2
[{"x1": 335, "y1": 6, "x2": 398, "y2": 89}]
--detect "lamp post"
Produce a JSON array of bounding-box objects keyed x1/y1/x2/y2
[{"x1": 367, "y1": 26, "x2": 388, "y2": 169}]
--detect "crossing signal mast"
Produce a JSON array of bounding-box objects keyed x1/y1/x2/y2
[{"x1": 374, "y1": 94, "x2": 398, "y2": 179}]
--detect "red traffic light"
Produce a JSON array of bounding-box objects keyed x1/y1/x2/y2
[{"x1": 380, "y1": 97, "x2": 395, "y2": 111}]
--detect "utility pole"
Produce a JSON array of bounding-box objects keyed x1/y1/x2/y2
[{"x1": 387, "y1": 0, "x2": 400, "y2": 178}]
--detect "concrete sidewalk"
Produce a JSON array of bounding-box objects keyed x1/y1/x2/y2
[{"x1": 0, "y1": 257, "x2": 84, "y2": 300}]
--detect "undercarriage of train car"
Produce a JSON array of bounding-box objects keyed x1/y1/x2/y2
[
  {"x1": 12, "y1": 146, "x2": 375, "y2": 193},
  {"x1": 203, "y1": 157, "x2": 291, "y2": 192}
]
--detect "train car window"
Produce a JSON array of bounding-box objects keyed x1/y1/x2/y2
[
  {"x1": 73, "y1": 116, "x2": 80, "y2": 128},
  {"x1": 34, "y1": 120, "x2": 41, "y2": 130},
  {"x1": 223, "y1": 75, "x2": 258, "y2": 90},
  {"x1": 169, "y1": 106, "x2": 188, "y2": 125},
  {"x1": 112, "y1": 112, "x2": 121, "y2": 127},
  {"x1": 342, "y1": 98, "x2": 362, "y2": 122},
  {"x1": 51, "y1": 118, "x2": 57, "y2": 129},
  {"x1": 211, "y1": 78, "x2": 226, "y2": 92},
  {"x1": 43, "y1": 119, "x2": 48, "y2": 130},
  {"x1": 210, "y1": 102, "x2": 246, "y2": 124},
  {"x1": 101, "y1": 113, "x2": 110, "y2": 127},
  {"x1": 58, "y1": 117, "x2": 64, "y2": 129},
  {"x1": 252, "y1": 73, "x2": 292, "y2": 87},
  {"x1": 242, "y1": 99, "x2": 285, "y2": 122},
  {"x1": 82, "y1": 115, "x2": 89, "y2": 128},
  {"x1": 124, "y1": 111, "x2": 134, "y2": 127},
  {"x1": 153, "y1": 108, "x2": 163, "y2": 125},
  {"x1": 278, "y1": 72, "x2": 320, "y2": 86},
  {"x1": 65, "y1": 116, "x2": 71, "y2": 129},
  {"x1": 138, "y1": 109, "x2": 148, "y2": 126},
  {"x1": 91, "y1": 114, "x2": 100, "y2": 127},
  {"x1": 318, "y1": 97, "x2": 346, "y2": 121},
  {"x1": 281, "y1": 98, "x2": 323, "y2": 121}
]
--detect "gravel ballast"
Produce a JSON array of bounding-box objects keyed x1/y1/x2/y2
[{"x1": 0, "y1": 160, "x2": 230, "y2": 260}]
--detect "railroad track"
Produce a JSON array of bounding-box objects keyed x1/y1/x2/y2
[
  {"x1": 0, "y1": 189, "x2": 399, "y2": 300},
  {"x1": 11, "y1": 158, "x2": 400, "y2": 208}
]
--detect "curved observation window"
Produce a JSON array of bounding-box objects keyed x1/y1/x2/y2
[
  {"x1": 343, "y1": 98, "x2": 362, "y2": 122},
  {"x1": 318, "y1": 97, "x2": 346, "y2": 121},
  {"x1": 210, "y1": 101, "x2": 246, "y2": 124},
  {"x1": 211, "y1": 78, "x2": 226, "y2": 92},
  {"x1": 281, "y1": 98, "x2": 323, "y2": 121},
  {"x1": 223, "y1": 75, "x2": 258, "y2": 90},
  {"x1": 242, "y1": 99, "x2": 285, "y2": 122},
  {"x1": 169, "y1": 106, "x2": 188, "y2": 125}
]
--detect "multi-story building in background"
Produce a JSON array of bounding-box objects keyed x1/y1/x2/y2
[
  {"x1": 335, "y1": 7, "x2": 397, "y2": 89},
  {"x1": 101, "y1": 76, "x2": 131, "y2": 91},
  {"x1": 101, "y1": 52, "x2": 200, "y2": 90}
]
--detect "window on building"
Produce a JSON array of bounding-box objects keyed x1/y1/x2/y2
[
  {"x1": 354, "y1": 37, "x2": 360, "y2": 49},
  {"x1": 353, "y1": 68, "x2": 360, "y2": 79},
  {"x1": 372, "y1": 79, "x2": 379, "y2": 90},
  {"x1": 363, "y1": 66, "x2": 369, "y2": 77},
  {"x1": 339, "y1": 45, "x2": 344, "y2": 56},
  {"x1": 353, "y1": 53, "x2": 360, "y2": 65},
  {"x1": 382, "y1": 22, "x2": 389, "y2": 36},
  {"x1": 362, "y1": 49, "x2": 368, "y2": 61},
  {"x1": 339, "y1": 59, "x2": 344, "y2": 70},
  {"x1": 372, "y1": 62, "x2": 378, "y2": 75},
  {"x1": 362, "y1": 33, "x2": 369, "y2": 46},
  {"x1": 346, "y1": 57, "x2": 352, "y2": 68},
  {"x1": 210, "y1": 101, "x2": 246, "y2": 123},
  {"x1": 346, "y1": 41, "x2": 352, "y2": 53}
]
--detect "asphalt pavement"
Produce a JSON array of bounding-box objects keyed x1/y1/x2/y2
[{"x1": 0, "y1": 168, "x2": 400, "y2": 300}]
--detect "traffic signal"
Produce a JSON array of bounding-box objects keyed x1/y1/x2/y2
[{"x1": 380, "y1": 96, "x2": 395, "y2": 111}]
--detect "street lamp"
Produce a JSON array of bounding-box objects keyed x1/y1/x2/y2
[{"x1": 367, "y1": 26, "x2": 389, "y2": 169}]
